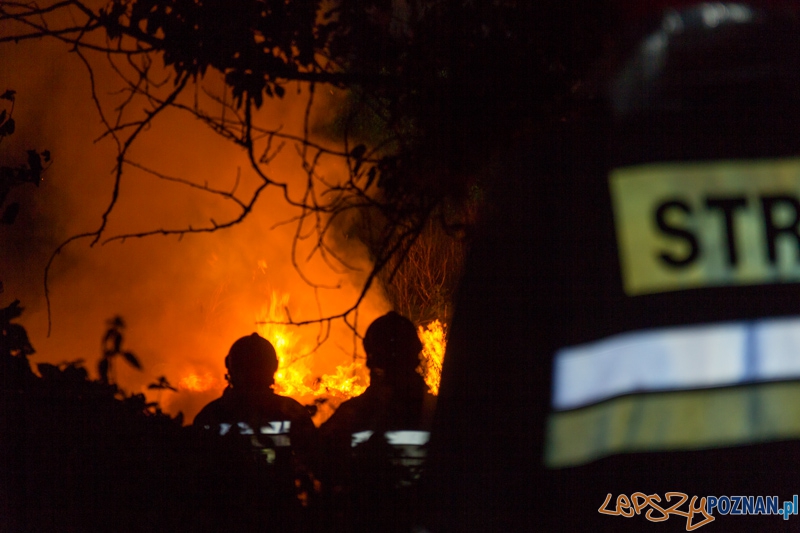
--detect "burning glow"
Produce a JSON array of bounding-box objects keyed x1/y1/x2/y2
[
  {"x1": 178, "y1": 288, "x2": 443, "y2": 426},
  {"x1": 179, "y1": 373, "x2": 217, "y2": 392},
  {"x1": 257, "y1": 291, "x2": 368, "y2": 403},
  {"x1": 417, "y1": 320, "x2": 446, "y2": 395},
  {"x1": 318, "y1": 363, "x2": 368, "y2": 400}
]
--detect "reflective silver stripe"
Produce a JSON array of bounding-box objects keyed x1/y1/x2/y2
[
  {"x1": 260, "y1": 420, "x2": 291, "y2": 435},
  {"x1": 216, "y1": 421, "x2": 291, "y2": 437},
  {"x1": 385, "y1": 431, "x2": 430, "y2": 446},
  {"x1": 350, "y1": 430, "x2": 431, "y2": 447},
  {"x1": 351, "y1": 430, "x2": 374, "y2": 447},
  {"x1": 553, "y1": 317, "x2": 800, "y2": 410}
]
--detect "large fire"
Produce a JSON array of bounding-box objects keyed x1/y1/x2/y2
[
  {"x1": 257, "y1": 291, "x2": 446, "y2": 404},
  {"x1": 256, "y1": 291, "x2": 369, "y2": 402},
  {"x1": 178, "y1": 291, "x2": 446, "y2": 423}
]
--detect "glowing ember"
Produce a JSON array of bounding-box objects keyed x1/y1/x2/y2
[
  {"x1": 417, "y1": 320, "x2": 446, "y2": 395},
  {"x1": 179, "y1": 373, "x2": 217, "y2": 392}
]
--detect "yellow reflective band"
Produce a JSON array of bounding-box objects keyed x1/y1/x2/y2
[
  {"x1": 545, "y1": 381, "x2": 800, "y2": 468},
  {"x1": 610, "y1": 158, "x2": 800, "y2": 295}
]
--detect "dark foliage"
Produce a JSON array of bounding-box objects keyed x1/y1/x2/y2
[
  {"x1": 147, "y1": 375, "x2": 177, "y2": 392},
  {"x1": 0, "y1": 303, "x2": 425, "y2": 531},
  {"x1": 99, "y1": 315, "x2": 141, "y2": 384},
  {"x1": 98, "y1": 0, "x2": 327, "y2": 109},
  {"x1": 0, "y1": 90, "x2": 50, "y2": 227},
  {"x1": 0, "y1": 302, "x2": 196, "y2": 531},
  {"x1": 0, "y1": 299, "x2": 35, "y2": 391},
  {"x1": 0, "y1": 302, "x2": 316, "y2": 531}
]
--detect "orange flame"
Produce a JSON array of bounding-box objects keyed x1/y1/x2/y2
[
  {"x1": 417, "y1": 320, "x2": 446, "y2": 395},
  {"x1": 256, "y1": 291, "x2": 368, "y2": 403},
  {"x1": 179, "y1": 373, "x2": 217, "y2": 392},
  {"x1": 318, "y1": 362, "x2": 369, "y2": 400},
  {"x1": 178, "y1": 290, "x2": 443, "y2": 425}
]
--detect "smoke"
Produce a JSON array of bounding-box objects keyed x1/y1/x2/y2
[{"x1": 0, "y1": 34, "x2": 389, "y2": 422}]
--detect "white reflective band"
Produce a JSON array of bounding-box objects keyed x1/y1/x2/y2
[
  {"x1": 350, "y1": 430, "x2": 431, "y2": 447},
  {"x1": 217, "y1": 421, "x2": 291, "y2": 437},
  {"x1": 385, "y1": 431, "x2": 430, "y2": 446},
  {"x1": 260, "y1": 421, "x2": 291, "y2": 435},
  {"x1": 351, "y1": 430, "x2": 374, "y2": 447},
  {"x1": 553, "y1": 317, "x2": 800, "y2": 410}
]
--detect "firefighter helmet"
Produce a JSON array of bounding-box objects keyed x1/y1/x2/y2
[
  {"x1": 224, "y1": 333, "x2": 278, "y2": 387},
  {"x1": 363, "y1": 312, "x2": 423, "y2": 372}
]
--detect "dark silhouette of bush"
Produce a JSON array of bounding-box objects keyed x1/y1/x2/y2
[
  {"x1": 0, "y1": 302, "x2": 328, "y2": 532},
  {"x1": 0, "y1": 89, "x2": 50, "y2": 228},
  {"x1": 0, "y1": 303, "x2": 200, "y2": 531},
  {"x1": 99, "y1": 316, "x2": 142, "y2": 384},
  {"x1": 1, "y1": 301, "x2": 427, "y2": 532}
]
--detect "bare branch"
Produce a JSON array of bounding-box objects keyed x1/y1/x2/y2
[
  {"x1": 44, "y1": 232, "x2": 96, "y2": 336},
  {"x1": 124, "y1": 160, "x2": 247, "y2": 210},
  {"x1": 13, "y1": 0, "x2": 466, "y2": 354}
]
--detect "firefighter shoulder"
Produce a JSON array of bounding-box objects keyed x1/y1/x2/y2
[
  {"x1": 194, "y1": 333, "x2": 316, "y2": 460},
  {"x1": 320, "y1": 312, "x2": 436, "y2": 486}
]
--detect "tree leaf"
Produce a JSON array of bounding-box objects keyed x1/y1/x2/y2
[
  {"x1": 123, "y1": 351, "x2": 141, "y2": 369},
  {"x1": 26, "y1": 150, "x2": 42, "y2": 176},
  {"x1": 0, "y1": 117, "x2": 15, "y2": 136},
  {"x1": 350, "y1": 144, "x2": 367, "y2": 160},
  {"x1": 148, "y1": 376, "x2": 176, "y2": 391},
  {"x1": 0, "y1": 299, "x2": 23, "y2": 322},
  {"x1": 0, "y1": 90, "x2": 15, "y2": 101},
  {"x1": 365, "y1": 166, "x2": 378, "y2": 190}
]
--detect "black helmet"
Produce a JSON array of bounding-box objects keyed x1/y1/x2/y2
[
  {"x1": 225, "y1": 333, "x2": 278, "y2": 387},
  {"x1": 363, "y1": 312, "x2": 423, "y2": 373}
]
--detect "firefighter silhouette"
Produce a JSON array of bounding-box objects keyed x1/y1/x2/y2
[
  {"x1": 320, "y1": 312, "x2": 436, "y2": 531},
  {"x1": 194, "y1": 333, "x2": 316, "y2": 451},
  {"x1": 193, "y1": 333, "x2": 317, "y2": 531}
]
